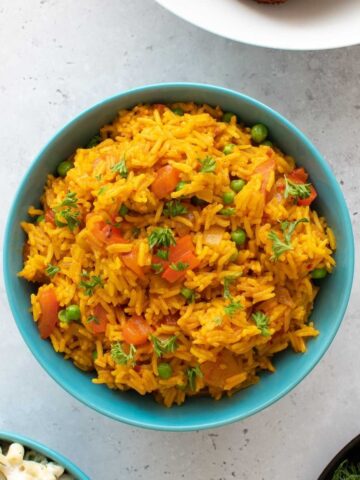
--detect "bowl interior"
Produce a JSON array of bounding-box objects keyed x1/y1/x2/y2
[
  {"x1": 0, "y1": 431, "x2": 89, "y2": 479},
  {"x1": 4, "y1": 83, "x2": 354, "y2": 430}
]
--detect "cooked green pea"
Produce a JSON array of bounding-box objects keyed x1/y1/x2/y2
[
  {"x1": 311, "y1": 268, "x2": 328, "y2": 279},
  {"x1": 191, "y1": 196, "x2": 207, "y2": 207},
  {"x1": 181, "y1": 287, "x2": 195, "y2": 302},
  {"x1": 223, "y1": 144, "x2": 235, "y2": 155},
  {"x1": 58, "y1": 309, "x2": 67, "y2": 323},
  {"x1": 158, "y1": 362, "x2": 173, "y2": 379},
  {"x1": 262, "y1": 140, "x2": 273, "y2": 147},
  {"x1": 36, "y1": 214, "x2": 45, "y2": 224},
  {"x1": 219, "y1": 208, "x2": 235, "y2": 216},
  {"x1": 175, "y1": 181, "x2": 188, "y2": 192},
  {"x1": 231, "y1": 228, "x2": 247, "y2": 245},
  {"x1": 251, "y1": 124, "x2": 268, "y2": 144},
  {"x1": 65, "y1": 305, "x2": 81, "y2": 322},
  {"x1": 222, "y1": 112, "x2": 237, "y2": 123},
  {"x1": 222, "y1": 191, "x2": 235, "y2": 205},
  {"x1": 57, "y1": 160, "x2": 73, "y2": 177},
  {"x1": 230, "y1": 179, "x2": 246, "y2": 193},
  {"x1": 119, "y1": 204, "x2": 128, "y2": 216},
  {"x1": 172, "y1": 107, "x2": 184, "y2": 116}
]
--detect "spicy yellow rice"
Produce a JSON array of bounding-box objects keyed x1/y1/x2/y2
[{"x1": 19, "y1": 103, "x2": 336, "y2": 407}]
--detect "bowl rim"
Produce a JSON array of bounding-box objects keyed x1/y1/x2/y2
[
  {"x1": 3, "y1": 82, "x2": 355, "y2": 431},
  {"x1": 0, "y1": 430, "x2": 89, "y2": 479},
  {"x1": 318, "y1": 434, "x2": 360, "y2": 479}
]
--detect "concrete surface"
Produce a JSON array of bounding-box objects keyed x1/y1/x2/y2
[{"x1": 0, "y1": 1, "x2": 359, "y2": 479}]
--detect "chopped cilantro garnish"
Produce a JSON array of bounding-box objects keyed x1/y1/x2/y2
[
  {"x1": 86, "y1": 315, "x2": 99, "y2": 325},
  {"x1": 111, "y1": 342, "x2": 136, "y2": 366},
  {"x1": 60, "y1": 192, "x2": 78, "y2": 208},
  {"x1": 151, "y1": 263, "x2": 163, "y2": 274},
  {"x1": 224, "y1": 301, "x2": 242, "y2": 316},
  {"x1": 163, "y1": 200, "x2": 188, "y2": 218},
  {"x1": 46, "y1": 264, "x2": 60, "y2": 278},
  {"x1": 268, "y1": 218, "x2": 309, "y2": 261},
  {"x1": 156, "y1": 249, "x2": 169, "y2": 261},
  {"x1": 284, "y1": 176, "x2": 312, "y2": 200},
  {"x1": 252, "y1": 311, "x2": 270, "y2": 337},
  {"x1": 79, "y1": 275, "x2": 104, "y2": 296},
  {"x1": 151, "y1": 335, "x2": 178, "y2": 357},
  {"x1": 186, "y1": 365, "x2": 203, "y2": 391},
  {"x1": 148, "y1": 227, "x2": 176, "y2": 249},
  {"x1": 169, "y1": 261, "x2": 189, "y2": 272},
  {"x1": 111, "y1": 158, "x2": 128, "y2": 178}
]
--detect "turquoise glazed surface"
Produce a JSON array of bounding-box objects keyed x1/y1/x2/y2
[
  {"x1": 3, "y1": 83, "x2": 354, "y2": 431},
  {"x1": 0, "y1": 431, "x2": 89, "y2": 479}
]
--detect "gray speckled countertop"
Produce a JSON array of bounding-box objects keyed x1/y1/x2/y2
[{"x1": 0, "y1": 1, "x2": 359, "y2": 479}]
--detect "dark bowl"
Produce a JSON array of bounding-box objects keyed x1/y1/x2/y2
[{"x1": 319, "y1": 434, "x2": 360, "y2": 479}]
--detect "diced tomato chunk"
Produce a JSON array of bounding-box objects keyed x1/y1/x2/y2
[
  {"x1": 38, "y1": 289, "x2": 59, "y2": 339},
  {"x1": 297, "y1": 185, "x2": 317, "y2": 206},
  {"x1": 92, "y1": 221, "x2": 127, "y2": 245},
  {"x1": 91, "y1": 304, "x2": 108, "y2": 334},
  {"x1": 288, "y1": 168, "x2": 308, "y2": 183},
  {"x1": 151, "y1": 166, "x2": 180, "y2": 199},
  {"x1": 123, "y1": 316, "x2": 152, "y2": 345},
  {"x1": 168, "y1": 235, "x2": 194, "y2": 262},
  {"x1": 287, "y1": 168, "x2": 317, "y2": 206},
  {"x1": 162, "y1": 251, "x2": 200, "y2": 283}
]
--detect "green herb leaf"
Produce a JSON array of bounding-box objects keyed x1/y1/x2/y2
[
  {"x1": 284, "y1": 176, "x2": 312, "y2": 200},
  {"x1": 170, "y1": 261, "x2": 189, "y2": 272},
  {"x1": 252, "y1": 311, "x2": 270, "y2": 337},
  {"x1": 213, "y1": 316, "x2": 223, "y2": 326},
  {"x1": 150, "y1": 335, "x2": 178, "y2": 357},
  {"x1": 186, "y1": 365, "x2": 203, "y2": 391},
  {"x1": 332, "y1": 460, "x2": 360, "y2": 480},
  {"x1": 111, "y1": 158, "x2": 128, "y2": 178},
  {"x1": 148, "y1": 227, "x2": 176, "y2": 249},
  {"x1": 224, "y1": 300, "x2": 242, "y2": 316},
  {"x1": 46, "y1": 264, "x2": 60, "y2": 278},
  {"x1": 281, "y1": 218, "x2": 309, "y2": 244},
  {"x1": 60, "y1": 192, "x2": 78, "y2": 208},
  {"x1": 156, "y1": 249, "x2": 169, "y2": 261},
  {"x1": 87, "y1": 315, "x2": 99, "y2": 325},
  {"x1": 163, "y1": 200, "x2": 188, "y2": 218},
  {"x1": 268, "y1": 218, "x2": 309, "y2": 261},
  {"x1": 180, "y1": 287, "x2": 196, "y2": 304},
  {"x1": 55, "y1": 209, "x2": 81, "y2": 232},
  {"x1": 111, "y1": 342, "x2": 136, "y2": 366},
  {"x1": 79, "y1": 275, "x2": 104, "y2": 296},
  {"x1": 151, "y1": 263, "x2": 163, "y2": 274},
  {"x1": 199, "y1": 156, "x2": 216, "y2": 173},
  {"x1": 87, "y1": 135, "x2": 101, "y2": 148}
]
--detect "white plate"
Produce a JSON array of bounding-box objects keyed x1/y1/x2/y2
[{"x1": 155, "y1": 0, "x2": 360, "y2": 50}]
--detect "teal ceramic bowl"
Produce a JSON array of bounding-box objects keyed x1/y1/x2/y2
[
  {"x1": 0, "y1": 431, "x2": 89, "y2": 479},
  {"x1": 3, "y1": 83, "x2": 354, "y2": 431}
]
